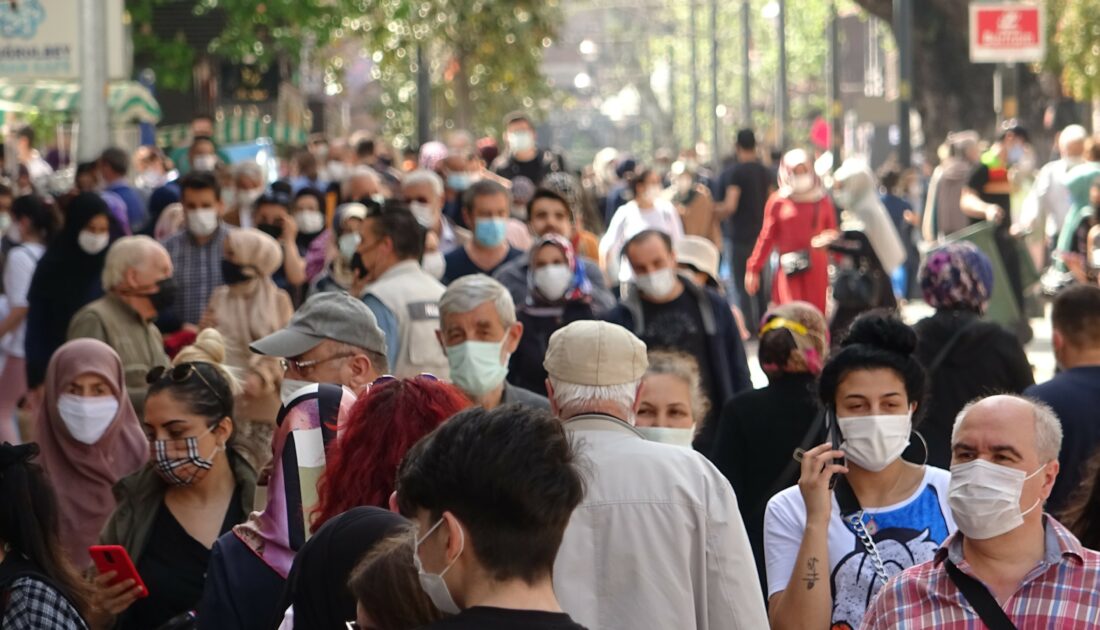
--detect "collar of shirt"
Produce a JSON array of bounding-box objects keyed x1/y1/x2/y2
[
  {"x1": 936, "y1": 515, "x2": 1087, "y2": 581},
  {"x1": 562, "y1": 413, "x2": 645, "y2": 438}
]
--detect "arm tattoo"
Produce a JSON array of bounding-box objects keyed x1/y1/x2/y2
[{"x1": 803, "y1": 557, "x2": 821, "y2": 590}]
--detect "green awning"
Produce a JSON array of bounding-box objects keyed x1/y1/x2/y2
[
  {"x1": 0, "y1": 80, "x2": 161, "y2": 124},
  {"x1": 157, "y1": 111, "x2": 310, "y2": 148}
]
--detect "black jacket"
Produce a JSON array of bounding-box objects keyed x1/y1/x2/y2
[
  {"x1": 913, "y1": 310, "x2": 1034, "y2": 468},
  {"x1": 508, "y1": 302, "x2": 597, "y2": 396}
]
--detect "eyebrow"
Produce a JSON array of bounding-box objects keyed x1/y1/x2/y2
[{"x1": 990, "y1": 445, "x2": 1023, "y2": 458}]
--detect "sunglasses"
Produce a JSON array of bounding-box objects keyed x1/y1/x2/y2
[
  {"x1": 147, "y1": 363, "x2": 228, "y2": 408},
  {"x1": 366, "y1": 373, "x2": 439, "y2": 390}
]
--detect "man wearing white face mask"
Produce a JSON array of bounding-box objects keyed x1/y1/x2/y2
[
  {"x1": 491, "y1": 111, "x2": 565, "y2": 185},
  {"x1": 436, "y1": 274, "x2": 548, "y2": 410},
  {"x1": 163, "y1": 171, "x2": 233, "y2": 326},
  {"x1": 358, "y1": 203, "x2": 449, "y2": 378},
  {"x1": 401, "y1": 169, "x2": 470, "y2": 255},
  {"x1": 223, "y1": 161, "x2": 266, "y2": 229},
  {"x1": 863, "y1": 394, "x2": 1100, "y2": 629},
  {"x1": 603, "y1": 229, "x2": 750, "y2": 455}
]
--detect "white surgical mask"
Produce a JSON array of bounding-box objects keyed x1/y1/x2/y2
[
  {"x1": 338, "y1": 232, "x2": 361, "y2": 261},
  {"x1": 192, "y1": 154, "x2": 217, "y2": 172},
  {"x1": 635, "y1": 268, "x2": 678, "y2": 299},
  {"x1": 508, "y1": 131, "x2": 535, "y2": 154},
  {"x1": 421, "y1": 251, "x2": 446, "y2": 280},
  {"x1": 533, "y1": 264, "x2": 573, "y2": 302},
  {"x1": 238, "y1": 188, "x2": 263, "y2": 209},
  {"x1": 6, "y1": 221, "x2": 22, "y2": 244},
  {"x1": 414, "y1": 517, "x2": 463, "y2": 615},
  {"x1": 326, "y1": 161, "x2": 348, "y2": 182},
  {"x1": 409, "y1": 201, "x2": 437, "y2": 228},
  {"x1": 78, "y1": 230, "x2": 110, "y2": 255},
  {"x1": 0, "y1": 212, "x2": 12, "y2": 234},
  {"x1": 790, "y1": 173, "x2": 814, "y2": 194},
  {"x1": 638, "y1": 425, "x2": 695, "y2": 448},
  {"x1": 295, "y1": 209, "x2": 325, "y2": 235},
  {"x1": 837, "y1": 413, "x2": 911, "y2": 472},
  {"x1": 57, "y1": 394, "x2": 119, "y2": 445},
  {"x1": 280, "y1": 378, "x2": 315, "y2": 405},
  {"x1": 186, "y1": 208, "x2": 219, "y2": 237},
  {"x1": 948, "y1": 459, "x2": 1046, "y2": 540}
]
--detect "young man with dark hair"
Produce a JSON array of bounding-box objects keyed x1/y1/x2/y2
[
  {"x1": 394, "y1": 404, "x2": 588, "y2": 629},
  {"x1": 162, "y1": 171, "x2": 231, "y2": 326},
  {"x1": 99, "y1": 147, "x2": 148, "y2": 231},
  {"x1": 1025, "y1": 283, "x2": 1100, "y2": 513},
  {"x1": 358, "y1": 203, "x2": 450, "y2": 376},
  {"x1": 442, "y1": 180, "x2": 522, "y2": 284},
  {"x1": 491, "y1": 111, "x2": 565, "y2": 186}
]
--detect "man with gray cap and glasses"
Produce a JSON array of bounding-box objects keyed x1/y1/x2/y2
[
  {"x1": 544, "y1": 320, "x2": 767, "y2": 630},
  {"x1": 250, "y1": 291, "x2": 388, "y2": 396}
]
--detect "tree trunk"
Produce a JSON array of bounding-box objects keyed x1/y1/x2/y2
[{"x1": 853, "y1": 0, "x2": 1046, "y2": 159}]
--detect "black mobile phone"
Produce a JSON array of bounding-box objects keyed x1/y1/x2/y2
[{"x1": 826, "y1": 407, "x2": 845, "y2": 490}]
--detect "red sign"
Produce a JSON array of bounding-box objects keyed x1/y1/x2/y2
[{"x1": 969, "y1": 3, "x2": 1045, "y2": 63}]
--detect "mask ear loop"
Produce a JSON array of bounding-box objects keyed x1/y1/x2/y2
[{"x1": 909, "y1": 429, "x2": 929, "y2": 467}]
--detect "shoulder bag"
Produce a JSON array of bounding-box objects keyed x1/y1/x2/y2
[{"x1": 779, "y1": 201, "x2": 822, "y2": 276}]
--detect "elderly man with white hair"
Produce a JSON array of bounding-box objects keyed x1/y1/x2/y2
[
  {"x1": 545, "y1": 320, "x2": 768, "y2": 630},
  {"x1": 400, "y1": 168, "x2": 470, "y2": 254},
  {"x1": 224, "y1": 160, "x2": 267, "y2": 228},
  {"x1": 67, "y1": 235, "x2": 173, "y2": 415},
  {"x1": 436, "y1": 274, "x2": 548, "y2": 409},
  {"x1": 343, "y1": 165, "x2": 383, "y2": 204},
  {"x1": 863, "y1": 394, "x2": 1100, "y2": 629},
  {"x1": 1019, "y1": 124, "x2": 1088, "y2": 258}
]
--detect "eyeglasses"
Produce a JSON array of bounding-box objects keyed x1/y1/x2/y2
[
  {"x1": 279, "y1": 353, "x2": 355, "y2": 375},
  {"x1": 367, "y1": 373, "x2": 439, "y2": 389},
  {"x1": 146, "y1": 363, "x2": 228, "y2": 407}
]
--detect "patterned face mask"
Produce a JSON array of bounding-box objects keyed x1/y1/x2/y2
[{"x1": 150, "y1": 422, "x2": 221, "y2": 487}]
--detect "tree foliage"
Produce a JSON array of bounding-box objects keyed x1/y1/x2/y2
[{"x1": 1053, "y1": 0, "x2": 1100, "y2": 102}]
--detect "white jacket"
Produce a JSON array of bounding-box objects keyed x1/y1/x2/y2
[
  {"x1": 365, "y1": 260, "x2": 449, "y2": 378},
  {"x1": 554, "y1": 414, "x2": 768, "y2": 630}
]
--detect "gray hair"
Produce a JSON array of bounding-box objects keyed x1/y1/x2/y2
[
  {"x1": 402, "y1": 169, "x2": 444, "y2": 199},
  {"x1": 1060, "y1": 125, "x2": 1088, "y2": 154},
  {"x1": 548, "y1": 378, "x2": 641, "y2": 423},
  {"x1": 102, "y1": 235, "x2": 164, "y2": 289},
  {"x1": 232, "y1": 160, "x2": 265, "y2": 183},
  {"x1": 439, "y1": 274, "x2": 516, "y2": 328},
  {"x1": 952, "y1": 395, "x2": 1064, "y2": 463},
  {"x1": 644, "y1": 351, "x2": 711, "y2": 423},
  {"x1": 343, "y1": 165, "x2": 382, "y2": 197}
]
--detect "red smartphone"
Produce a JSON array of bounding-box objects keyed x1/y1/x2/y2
[{"x1": 88, "y1": 545, "x2": 148, "y2": 598}]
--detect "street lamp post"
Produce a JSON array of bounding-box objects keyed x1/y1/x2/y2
[
  {"x1": 741, "y1": 0, "x2": 751, "y2": 126},
  {"x1": 893, "y1": 0, "x2": 912, "y2": 167},
  {"x1": 690, "y1": 0, "x2": 700, "y2": 145},
  {"x1": 776, "y1": 0, "x2": 789, "y2": 151},
  {"x1": 78, "y1": 0, "x2": 109, "y2": 161}
]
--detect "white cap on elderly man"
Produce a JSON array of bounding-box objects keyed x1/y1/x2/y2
[{"x1": 544, "y1": 321, "x2": 648, "y2": 386}]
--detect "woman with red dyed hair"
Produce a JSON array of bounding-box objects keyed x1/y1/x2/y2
[{"x1": 311, "y1": 375, "x2": 471, "y2": 530}]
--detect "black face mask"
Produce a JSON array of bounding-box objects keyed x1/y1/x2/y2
[
  {"x1": 221, "y1": 259, "x2": 251, "y2": 285},
  {"x1": 257, "y1": 223, "x2": 282, "y2": 240},
  {"x1": 350, "y1": 252, "x2": 368, "y2": 279},
  {"x1": 149, "y1": 277, "x2": 177, "y2": 314}
]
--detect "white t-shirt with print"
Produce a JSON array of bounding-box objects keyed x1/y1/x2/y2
[{"x1": 763, "y1": 466, "x2": 956, "y2": 629}]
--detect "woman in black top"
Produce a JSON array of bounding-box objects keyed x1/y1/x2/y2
[
  {"x1": 711, "y1": 301, "x2": 829, "y2": 595},
  {"x1": 93, "y1": 362, "x2": 255, "y2": 629},
  {"x1": 913, "y1": 241, "x2": 1033, "y2": 468},
  {"x1": 0, "y1": 442, "x2": 89, "y2": 629}
]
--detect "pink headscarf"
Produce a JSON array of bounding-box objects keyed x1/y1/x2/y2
[
  {"x1": 35, "y1": 338, "x2": 148, "y2": 567},
  {"x1": 777, "y1": 149, "x2": 826, "y2": 203},
  {"x1": 233, "y1": 383, "x2": 357, "y2": 577}
]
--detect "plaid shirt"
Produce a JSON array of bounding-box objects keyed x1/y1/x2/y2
[
  {"x1": 861, "y1": 516, "x2": 1100, "y2": 629},
  {"x1": 1, "y1": 577, "x2": 88, "y2": 630},
  {"x1": 163, "y1": 224, "x2": 230, "y2": 324}
]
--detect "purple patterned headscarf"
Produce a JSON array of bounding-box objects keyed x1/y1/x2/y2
[{"x1": 919, "y1": 241, "x2": 994, "y2": 313}]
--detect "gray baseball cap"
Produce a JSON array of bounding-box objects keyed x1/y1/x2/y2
[{"x1": 250, "y1": 291, "x2": 387, "y2": 358}]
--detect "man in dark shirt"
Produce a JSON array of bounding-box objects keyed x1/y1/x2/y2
[
  {"x1": 1025, "y1": 284, "x2": 1100, "y2": 514},
  {"x1": 100, "y1": 147, "x2": 148, "y2": 231},
  {"x1": 443, "y1": 180, "x2": 523, "y2": 283},
  {"x1": 384, "y1": 405, "x2": 588, "y2": 630},
  {"x1": 716, "y1": 129, "x2": 773, "y2": 325},
  {"x1": 491, "y1": 111, "x2": 565, "y2": 186}
]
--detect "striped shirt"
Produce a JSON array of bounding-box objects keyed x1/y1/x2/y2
[
  {"x1": 163, "y1": 224, "x2": 230, "y2": 324},
  {"x1": 861, "y1": 516, "x2": 1100, "y2": 629}
]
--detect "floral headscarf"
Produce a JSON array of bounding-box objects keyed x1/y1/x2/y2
[
  {"x1": 920, "y1": 241, "x2": 994, "y2": 314},
  {"x1": 758, "y1": 301, "x2": 829, "y2": 375},
  {"x1": 524, "y1": 234, "x2": 592, "y2": 316}
]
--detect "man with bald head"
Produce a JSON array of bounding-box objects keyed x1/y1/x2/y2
[{"x1": 863, "y1": 395, "x2": 1100, "y2": 629}]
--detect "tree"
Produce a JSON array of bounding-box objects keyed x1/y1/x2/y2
[{"x1": 1053, "y1": 0, "x2": 1100, "y2": 103}]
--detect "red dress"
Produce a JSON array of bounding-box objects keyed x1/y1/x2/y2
[{"x1": 747, "y1": 193, "x2": 837, "y2": 314}]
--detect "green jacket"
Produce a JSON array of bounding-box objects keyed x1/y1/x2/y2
[
  {"x1": 67, "y1": 293, "x2": 170, "y2": 417},
  {"x1": 99, "y1": 449, "x2": 257, "y2": 566}
]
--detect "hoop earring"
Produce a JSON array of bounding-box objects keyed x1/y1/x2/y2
[{"x1": 911, "y1": 429, "x2": 929, "y2": 467}]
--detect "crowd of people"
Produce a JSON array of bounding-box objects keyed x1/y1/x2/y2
[{"x1": 0, "y1": 109, "x2": 1099, "y2": 630}]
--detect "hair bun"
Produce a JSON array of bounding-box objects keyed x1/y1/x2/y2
[
  {"x1": 175, "y1": 329, "x2": 227, "y2": 366},
  {"x1": 840, "y1": 313, "x2": 917, "y2": 357}
]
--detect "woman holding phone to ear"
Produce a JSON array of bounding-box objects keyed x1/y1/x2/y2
[
  {"x1": 763, "y1": 313, "x2": 957, "y2": 630},
  {"x1": 92, "y1": 359, "x2": 256, "y2": 630}
]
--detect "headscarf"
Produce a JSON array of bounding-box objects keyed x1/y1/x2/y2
[
  {"x1": 99, "y1": 190, "x2": 132, "y2": 235},
  {"x1": 232, "y1": 383, "x2": 358, "y2": 578},
  {"x1": 278, "y1": 507, "x2": 408, "y2": 630},
  {"x1": 919, "y1": 241, "x2": 994, "y2": 314},
  {"x1": 832, "y1": 158, "x2": 907, "y2": 271},
  {"x1": 524, "y1": 234, "x2": 592, "y2": 317},
  {"x1": 210, "y1": 228, "x2": 287, "y2": 367},
  {"x1": 34, "y1": 338, "x2": 148, "y2": 566},
  {"x1": 28, "y1": 192, "x2": 120, "y2": 312},
  {"x1": 418, "y1": 141, "x2": 448, "y2": 172},
  {"x1": 758, "y1": 301, "x2": 829, "y2": 375},
  {"x1": 777, "y1": 149, "x2": 826, "y2": 203}
]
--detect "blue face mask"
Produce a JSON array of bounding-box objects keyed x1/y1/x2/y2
[
  {"x1": 474, "y1": 218, "x2": 508, "y2": 248},
  {"x1": 447, "y1": 173, "x2": 472, "y2": 191},
  {"x1": 446, "y1": 339, "x2": 509, "y2": 397}
]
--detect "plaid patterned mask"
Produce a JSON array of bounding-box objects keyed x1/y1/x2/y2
[{"x1": 151, "y1": 423, "x2": 221, "y2": 487}]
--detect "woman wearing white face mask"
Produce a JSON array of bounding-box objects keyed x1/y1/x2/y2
[
  {"x1": 598, "y1": 166, "x2": 684, "y2": 283},
  {"x1": 745, "y1": 149, "x2": 838, "y2": 314},
  {"x1": 635, "y1": 351, "x2": 709, "y2": 448},
  {"x1": 34, "y1": 338, "x2": 147, "y2": 567},
  {"x1": 506, "y1": 235, "x2": 596, "y2": 396},
  {"x1": 765, "y1": 313, "x2": 956, "y2": 630}
]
